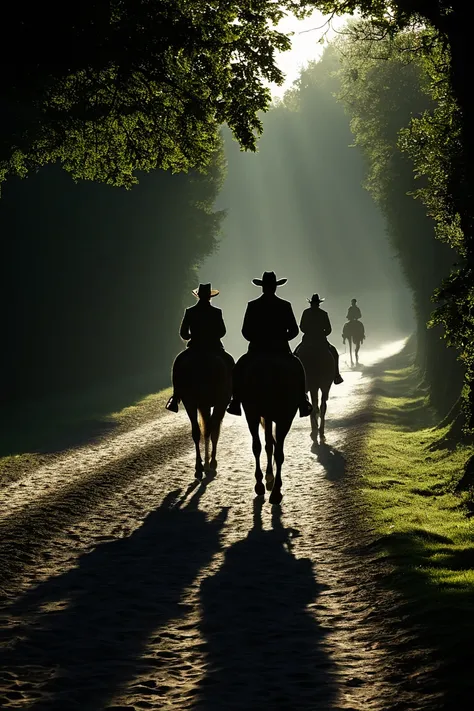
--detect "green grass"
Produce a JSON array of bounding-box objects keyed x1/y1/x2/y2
[{"x1": 359, "y1": 350, "x2": 474, "y2": 699}]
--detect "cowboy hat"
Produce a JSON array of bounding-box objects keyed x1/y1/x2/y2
[
  {"x1": 192, "y1": 283, "x2": 219, "y2": 298},
  {"x1": 252, "y1": 271, "x2": 287, "y2": 287},
  {"x1": 308, "y1": 293, "x2": 325, "y2": 304}
]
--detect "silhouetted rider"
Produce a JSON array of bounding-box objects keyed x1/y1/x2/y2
[
  {"x1": 226, "y1": 271, "x2": 312, "y2": 418},
  {"x1": 298, "y1": 294, "x2": 343, "y2": 384},
  {"x1": 346, "y1": 298, "x2": 362, "y2": 321},
  {"x1": 166, "y1": 283, "x2": 234, "y2": 412}
]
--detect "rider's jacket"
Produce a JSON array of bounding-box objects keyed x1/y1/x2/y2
[
  {"x1": 300, "y1": 306, "x2": 332, "y2": 346},
  {"x1": 180, "y1": 302, "x2": 226, "y2": 350},
  {"x1": 242, "y1": 293, "x2": 299, "y2": 354},
  {"x1": 347, "y1": 305, "x2": 362, "y2": 320}
]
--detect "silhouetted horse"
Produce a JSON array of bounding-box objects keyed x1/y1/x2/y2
[
  {"x1": 172, "y1": 350, "x2": 233, "y2": 478},
  {"x1": 342, "y1": 320, "x2": 365, "y2": 366},
  {"x1": 241, "y1": 355, "x2": 300, "y2": 504},
  {"x1": 295, "y1": 342, "x2": 335, "y2": 441}
]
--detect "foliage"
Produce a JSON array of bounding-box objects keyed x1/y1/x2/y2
[
  {"x1": 0, "y1": 148, "x2": 226, "y2": 409},
  {"x1": 310, "y1": 0, "x2": 474, "y2": 428},
  {"x1": 335, "y1": 28, "x2": 461, "y2": 413},
  {"x1": 0, "y1": 1, "x2": 314, "y2": 188}
]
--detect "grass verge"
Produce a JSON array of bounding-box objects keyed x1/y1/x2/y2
[
  {"x1": 0, "y1": 377, "x2": 172, "y2": 481},
  {"x1": 359, "y1": 343, "x2": 474, "y2": 705}
]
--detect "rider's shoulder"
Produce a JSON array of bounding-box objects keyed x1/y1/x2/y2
[{"x1": 275, "y1": 296, "x2": 292, "y2": 308}]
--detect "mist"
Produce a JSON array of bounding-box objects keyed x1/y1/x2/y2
[{"x1": 199, "y1": 52, "x2": 413, "y2": 361}]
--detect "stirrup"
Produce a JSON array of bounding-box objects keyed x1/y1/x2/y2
[{"x1": 334, "y1": 374, "x2": 344, "y2": 384}]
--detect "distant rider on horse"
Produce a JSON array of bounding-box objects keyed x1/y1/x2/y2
[
  {"x1": 297, "y1": 294, "x2": 344, "y2": 384},
  {"x1": 166, "y1": 283, "x2": 234, "y2": 412},
  {"x1": 346, "y1": 298, "x2": 362, "y2": 321},
  {"x1": 226, "y1": 271, "x2": 313, "y2": 418}
]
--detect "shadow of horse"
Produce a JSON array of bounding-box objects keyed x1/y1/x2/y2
[
  {"x1": 193, "y1": 500, "x2": 338, "y2": 710},
  {"x1": 311, "y1": 442, "x2": 346, "y2": 482},
  {"x1": 1, "y1": 487, "x2": 227, "y2": 710}
]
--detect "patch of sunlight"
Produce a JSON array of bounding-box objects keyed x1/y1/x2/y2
[{"x1": 110, "y1": 387, "x2": 172, "y2": 424}]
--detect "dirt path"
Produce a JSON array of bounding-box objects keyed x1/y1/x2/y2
[{"x1": 0, "y1": 341, "x2": 433, "y2": 711}]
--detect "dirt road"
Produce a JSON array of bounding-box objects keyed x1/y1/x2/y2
[{"x1": 0, "y1": 340, "x2": 434, "y2": 711}]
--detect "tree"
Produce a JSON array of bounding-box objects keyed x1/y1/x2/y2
[
  {"x1": 337, "y1": 26, "x2": 462, "y2": 414},
  {"x1": 0, "y1": 1, "x2": 312, "y2": 189},
  {"x1": 0, "y1": 147, "x2": 226, "y2": 408}
]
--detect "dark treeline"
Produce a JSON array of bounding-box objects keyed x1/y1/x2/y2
[
  {"x1": 0, "y1": 154, "x2": 224, "y2": 411},
  {"x1": 335, "y1": 36, "x2": 463, "y2": 416}
]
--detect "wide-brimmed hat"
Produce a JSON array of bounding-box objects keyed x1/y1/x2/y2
[
  {"x1": 192, "y1": 283, "x2": 219, "y2": 298},
  {"x1": 308, "y1": 293, "x2": 325, "y2": 304},
  {"x1": 252, "y1": 271, "x2": 287, "y2": 288}
]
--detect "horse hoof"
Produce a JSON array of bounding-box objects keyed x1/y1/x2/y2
[
  {"x1": 195, "y1": 469, "x2": 204, "y2": 480},
  {"x1": 255, "y1": 481, "x2": 265, "y2": 496},
  {"x1": 269, "y1": 489, "x2": 282, "y2": 505},
  {"x1": 209, "y1": 459, "x2": 217, "y2": 471}
]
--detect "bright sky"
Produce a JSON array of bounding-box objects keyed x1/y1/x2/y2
[{"x1": 271, "y1": 9, "x2": 351, "y2": 99}]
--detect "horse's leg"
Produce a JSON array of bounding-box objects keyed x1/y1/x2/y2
[
  {"x1": 355, "y1": 340, "x2": 360, "y2": 364},
  {"x1": 269, "y1": 419, "x2": 292, "y2": 505},
  {"x1": 209, "y1": 405, "x2": 225, "y2": 471},
  {"x1": 349, "y1": 337, "x2": 354, "y2": 367},
  {"x1": 246, "y1": 411, "x2": 265, "y2": 496},
  {"x1": 319, "y1": 388, "x2": 329, "y2": 440},
  {"x1": 184, "y1": 402, "x2": 203, "y2": 479},
  {"x1": 264, "y1": 418, "x2": 274, "y2": 489},
  {"x1": 309, "y1": 387, "x2": 319, "y2": 441},
  {"x1": 199, "y1": 406, "x2": 212, "y2": 471}
]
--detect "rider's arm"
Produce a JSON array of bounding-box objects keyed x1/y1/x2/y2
[
  {"x1": 286, "y1": 305, "x2": 299, "y2": 341},
  {"x1": 217, "y1": 309, "x2": 226, "y2": 338},
  {"x1": 241, "y1": 304, "x2": 254, "y2": 342},
  {"x1": 179, "y1": 310, "x2": 191, "y2": 341},
  {"x1": 299, "y1": 309, "x2": 309, "y2": 333},
  {"x1": 324, "y1": 313, "x2": 332, "y2": 336}
]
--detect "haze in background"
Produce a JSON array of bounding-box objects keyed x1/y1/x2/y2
[{"x1": 199, "y1": 52, "x2": 413, "y2": 360}]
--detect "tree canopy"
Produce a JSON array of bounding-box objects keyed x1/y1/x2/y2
[{"x1": 0, "y1": 1, "x2": 313, "y2": 188}]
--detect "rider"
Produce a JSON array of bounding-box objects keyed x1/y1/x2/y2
[
  {"x1": 346, "y1": 298, "x2": 362, "y2": 321},
  {"x1": 165, "y1": 283, "x2": 234, "y2": 412},
  {"x1": 298, "y1": 294, "x2": 344, "y2": 384},
  {"x1": 226, "y1": 271, "x2": 313, "y2": 418}
]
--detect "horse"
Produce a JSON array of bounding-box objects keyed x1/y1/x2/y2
[
  {"x1": 241, "y1": 354, "x2": 300, "y2": 505},
  {"x1": 342, "y1": 319, "x2": 365, "y2": 366},
  {"x1": 172, "y1": 349, "x2": 234, "y2": 479},
  {"x1": 295, "y1": 341, "x2": 335, "y2": 441}
]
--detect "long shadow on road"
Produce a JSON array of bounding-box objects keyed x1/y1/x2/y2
[
  {"x1": 0, "y1": 485, "x2": 227, "y2": 710},
  {"x1": 193, "y1": 500, "x2": 339, "y2": 710}
]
